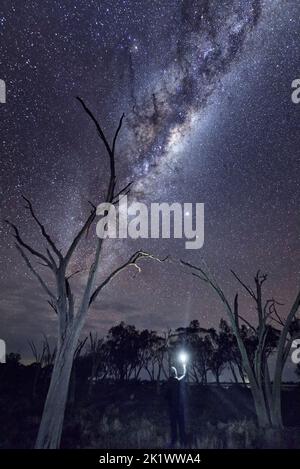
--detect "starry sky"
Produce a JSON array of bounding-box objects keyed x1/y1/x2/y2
[{"x1": 0, "y1": 0, "x2": 300, "y2": 367}]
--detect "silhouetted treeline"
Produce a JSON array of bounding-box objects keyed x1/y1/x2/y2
[
  {"x1": 1, "y1": 318, "x2": 298, "y2": 404},
  {"x1": 1, "y1": 320, "x2": 300, "y2": 449}
]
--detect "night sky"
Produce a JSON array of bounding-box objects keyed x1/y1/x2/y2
[{"x1": 0, "y1": 0, "x2": 300, "y2": 366}]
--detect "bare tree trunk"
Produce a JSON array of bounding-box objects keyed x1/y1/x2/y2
[
  {"x1": 35, "y1": 327, "x2": 79, "y2": 449},
  {"x1": 180, "y1": 261, "x2": 297, "y2": 429},
  {"x1": 252, "y1": 386, "x2": 271, "y2": 428},
  {"x1": 68, "y1": 364, "x2": 76, "y2": 408},
  {"x1": 270, "y1": 290, "x2": 300, "y2": 428},
  {"x1": 270, "y1": 360, "x2": 284, "y2": 428},
  {"x1": 270, "y1": 391, "x2": 283, "y2": 428},
  {"x1": 252, "y1": 392, "x2": 270, "y2": 428},
  {"x1": 8, "y1": 98, "x2": 167, "y2": 449}
]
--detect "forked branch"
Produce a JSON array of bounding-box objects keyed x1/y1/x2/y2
[{"x1": 89, "y1": 251, "x2": 168, "y2": 306}]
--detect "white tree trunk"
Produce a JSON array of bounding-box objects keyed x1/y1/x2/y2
[
  {"x1": 252, "y1": 387, "x2": 271, "y2": 428},
  {"x1": 270, "y1": 376, "x2": 283, "y2": 428},
  {"x1": 35, "y1": 328, "x2": 79, "y2": 449}
]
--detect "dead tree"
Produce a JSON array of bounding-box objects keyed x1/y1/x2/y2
[
  {"x1": 6, "y1": 97, "x2": 166, "y2": 448},
  {"x1": 181, "y1": 261, "x2": 300, "y2": 429}
]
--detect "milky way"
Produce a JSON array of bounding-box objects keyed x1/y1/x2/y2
[
  {"x1": 0, "y1": 0, "x2": 300, "y2": 378},
  {"x1": 126, "y1": 0, "x2": 262, "y2": 195}
]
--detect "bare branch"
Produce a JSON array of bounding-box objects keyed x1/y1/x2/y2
[
  {"x1": 231, "y1": 270, "x2": 256, "y2": 300},
  {"x1": 265, "y1": 299, "x2": 285, "y2": 326},
  {"x1": 269, "y1": 315, "x2": 284, "y2": 328},
  {"x1": 6, "y1": 220, "x2": 52, "y2": 268},
  {"x1": 65, "y1": 277, "x2": 74, "y2": 320},
  {"x1": 191, "y1": 271, "x2": 208, "y2": 283},
  {"x1": 48, "y1": 300, "x2": 58, "y2": 315},
  {"x1": 89, "y1": 251, "x2": 168, "y2": 306},
  {"x1": 15, "y1": 243, "x2": 55, "y2": 300},
  {"x1": 180, "y1": 259, "x2": 228, "y2": 305},
  {"x1": 180, "y1": 259, "x2": 209, "y2": 282},
  {"x1": 180, "y1": 258, "x2": 259, "y2": 388},
  {"x1": 112, "y1": 181, "x2": 133, "y2": 202},
  {"x1": 66, "y1": 269, "x2": 83, "y2": 280},
  {"x1": 112, "y1": 113, "x2": 125, "y2": 155},
  {"x1": 74, "y1": 336, "x2": 88, "y2": 358},
  {"x1": 238, "y1": 314, "x2": 257, "y2": 332},
  {"x1": 88, "y1": 201, "x2": 96, "y2": 210},
  {"x1": 22, "y1": 196, "x2": 63, "y2": 261},
  {"x1": 65, "y1": 207, "x2": 96, "y2": 265},
  {"x1": 46, "y1": 248, "x2": 57, "y2": 269},
  {"x1": 233, "y1": 293, "x2": 239, "y2": 327},
  {"x1": 255, "y1": 270, "x2": 267, "y2": 286},
  {"x1": 76, "y1": 97, "x2": 125, "y2": 202},
  {"x1": 76, "y1": 97, "x2": 113, "y2": 160},
  {"x1": 37, "y1": 261, "x2": 51, "y2": 268}
]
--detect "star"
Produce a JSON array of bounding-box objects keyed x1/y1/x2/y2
[{"x1": 0, "y1": 0, "x2": 298, "y2": 384}]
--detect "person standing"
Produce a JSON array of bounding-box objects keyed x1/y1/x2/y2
[{"x1": 166, "y1": 364, "x2": 186, "y2": 447}]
